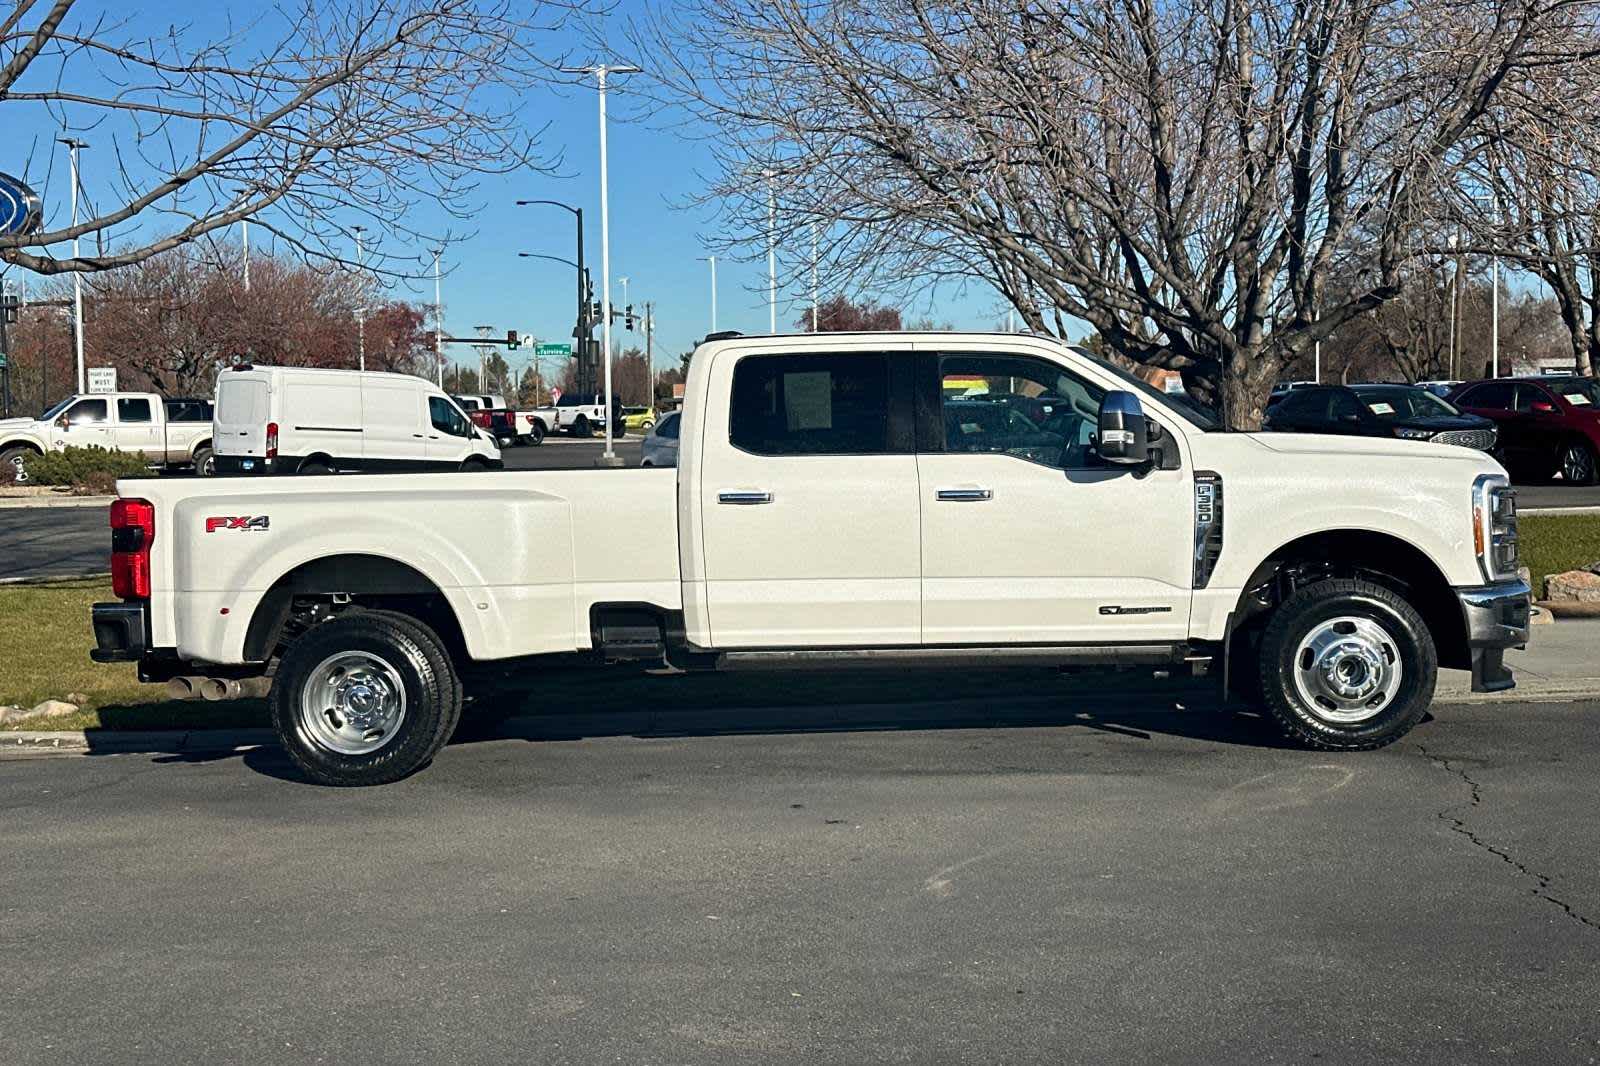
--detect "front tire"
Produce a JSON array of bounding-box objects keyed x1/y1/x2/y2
[
  {"x1": 1257, "y1": 578, "x2": 1436, "y2": 751},
  {"x1": 270, "y1": 611, "x2": 463, "y2": 786},
  {"x1": 1, "y1": 445, "x2": 35, "y2": 484},
  {"x1": 1558, "y1": 439, "x2": 1598, "y2": 485}
]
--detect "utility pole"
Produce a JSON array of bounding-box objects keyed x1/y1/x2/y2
[
  {"x1": 0, "y1": 278, "x2": 15, "y2": 418},
  {"x1": 352, "y1": 225, "x2": 368, "y2": 371},
  {"x1": 811, "y1": 223, "x2": 819, "y2": 332},
  {"x1": 697, "y1": 256, "x2": 717, "y2": 333},
  {"x1": 475, "y1": 324, "x2": 493, "y2": 393},
  {"x1": 644, "y1": 300, "x2": 654, "y2": 405},
  {"x1": 241, "y1": 219, "x2": 250, "y2": 292},
  {"x1": 767, "y1": 174, "x2": 777, "y2": 333},
  {"x1": 59, "y1": 137, "x2": 89, "y2": 393},
  {"x1": 562, "y1": 62, "x2": 640, "y2": 467}
]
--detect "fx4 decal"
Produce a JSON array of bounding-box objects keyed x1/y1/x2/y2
[{"x1": 205, "y1": 516, "x2": 270, "y2": 533}]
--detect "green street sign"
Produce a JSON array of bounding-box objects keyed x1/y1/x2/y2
[
  {"x1": 0, "y1": 354, "x2": 8, "y2": 369},
  {"x1": 535, "y1": 343, "x2": 572, "y2": 356}
]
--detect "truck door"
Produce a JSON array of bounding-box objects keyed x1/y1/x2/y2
[
  {"x1": 426, "y1": 396, "x2": 474, "y2": 462},
  {"x1": 697, "y1": 350, "x2": 920, "y2": 647},
  {"x1": 112, "y1": 396, "x2": 162, "y2": 458},
  {"x1": 53, "y1": 397, "x2": 114, "y2": 452},
  {"x1": 916, "y1": 351, "x2": 1193, "y2": 644}
]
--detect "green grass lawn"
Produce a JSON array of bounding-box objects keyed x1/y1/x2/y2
[
  {"x1": 4, "y1": 514, "x2": 1595, "y2": 732},
  {"x1": 1518, "y1": 513, "x2": 1600, "y2": 590}
]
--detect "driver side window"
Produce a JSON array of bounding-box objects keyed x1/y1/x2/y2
[
  {"x1": 428, "y1": 396, "x2": 469, "y2": 437},
  {"x1": 937, "y1": 355, "x2": 1105, "y2": 469}
]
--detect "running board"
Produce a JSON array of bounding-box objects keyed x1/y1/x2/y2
[{"x1": 715, "y1": 645, "x2": 1189, "y2": 672}]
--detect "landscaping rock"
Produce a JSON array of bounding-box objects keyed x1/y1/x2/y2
[
  {"x1": 1584, "y1": 560, "x2": 1600, "y2": 577},
  {"x1": 65, "y1": 692, "x2": 89, "y2": 705},
  {"x1": 1530, "y1": 604, "x2": 1555, "y2": 626},
  {"x1": 1545, "y1": 570, "x2": 1600, "y2": 603},
  {"x1": 0, "y1": 705, "x2": 26, "y2": 725},
  {"x1": 25, "y1": 699, "x2": 79, "y2": 720}
]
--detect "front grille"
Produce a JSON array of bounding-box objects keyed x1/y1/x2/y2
[{"x1": 1433, "y1": 428, "x2": 1496, "y2": 451}]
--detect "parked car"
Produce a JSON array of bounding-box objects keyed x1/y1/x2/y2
[
  {"x1": 1449, "y1": 376, "x2": 1600, "y2": 485},
  {"x1": 1263, "y1": 384, "x2": 1497, "y2": 451},
  {"x1": 1415, "y1": 379, "x2": 1463, "y2": 398},
  {"x1": 622, "y1": 405, "x2": 657, "y2": 432},
  {"x1": 93, "y1": 330, "x2": 1528, "y2": 786},
  {"x1": 0, "y1": 392, "x2": 217, "y2": 482},
  {"x1": 215, "y1": 366, "x2": 501, "y2": 475},
  {"x1": 640, "y1": 411, "x2": 680, "y2": 467},
  {"x1": 1268, "y1": 380, "x2": 1317, "y2": 403}
]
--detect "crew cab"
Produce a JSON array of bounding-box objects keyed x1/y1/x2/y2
[
  {"x1": 1, "y1": 392, "x2": 215, "y2": 482},
  {"x1": 91, "y1": 332, "x2": 1530, "y2": 786}
]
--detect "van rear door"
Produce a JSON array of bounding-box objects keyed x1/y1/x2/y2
[{"x1": 215, "y1": 375, "x2": 270, "y2": 458}]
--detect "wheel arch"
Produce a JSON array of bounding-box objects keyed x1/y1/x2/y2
[
  {"x1": 244, "y1": 553, "x2": 469, "y2": 663},
  {"x1": 0, "y1": 436, "x2": 45, "y2": 456},
  {"x1": 1231, "y1": 529, "x2": 1468, "y2": 672}
]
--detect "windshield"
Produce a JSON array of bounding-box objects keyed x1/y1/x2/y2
[
  {"x1": 1552, "y1": 378, "x2": 1600, "y2": 407},
  {"x1": 1354, "y1": 387, "x2": 1460, "y2": 419},
  {"x1": 38, "y1": 396, "x2": 77, "y2": 421},
  {"x1": 1072, "y1": 348, "x2": 1221, "y2": 430}
]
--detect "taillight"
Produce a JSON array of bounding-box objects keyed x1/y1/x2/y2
[
  {"x1": 265, "y1": 421, "x2": 279, "y2": 459},
  {"x1": 110, "y1": 498, "x2": 155, "y2": 600}
]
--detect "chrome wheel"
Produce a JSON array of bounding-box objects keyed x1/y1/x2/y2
[
  {"x1": 1560, "y1": 442, "x2": 1595, "y2": 484},
  {"x1": 1292, "y1": 616, "x2": 1403, "y2": 723},
  {"x1": 7, "y1": 452, "x2": 29, "y2": 484},
  {"x1": 297, "y1": 651, "x2": 408, "y2": 755}
]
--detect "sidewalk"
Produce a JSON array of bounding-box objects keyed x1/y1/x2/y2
[
  {"x1": 0, "y1": 494, "x2": 112, "y2": 509},
  {"x1": 1435, "y1": 618, "x2": 1600, "y2": 702}
]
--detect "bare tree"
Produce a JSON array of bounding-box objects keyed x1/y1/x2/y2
[
  {"x1": 642, "y1": 0, "x2": 1600, "y2": 426},
  {"x1": 1, "y1": 0, "x2": 587, "y2": 277},
  {"x1": 798, "y1": 295, "x2": 902, "y2": 332}
]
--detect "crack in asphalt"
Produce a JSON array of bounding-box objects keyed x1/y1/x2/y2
[{"x1": 1416, "y1": 743, "x2": 1599, "y2": 934}]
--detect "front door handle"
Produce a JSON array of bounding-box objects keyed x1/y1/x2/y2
[
  {"x1": 718, "y1": 491, "x2": 773, "y2": 505},
  {"x1": 936, "y1": 487, "x2": 993, "y2": 502}
]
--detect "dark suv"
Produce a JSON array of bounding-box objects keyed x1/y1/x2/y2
[
  {"x1": 1449, "y1": 376, "x2": 1600, "y2": 485},
  {"x1": 1263, "y1": 384, "x2": 1497, "y2": 451}
]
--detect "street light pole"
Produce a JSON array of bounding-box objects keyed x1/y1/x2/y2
[
  {"x1": 242, "y1": 219, "x2": 250, "y2": 293},
  {"x1": 697, "y1": 255, "x2": 717, "y2": 333},
  {"x1": 430, "y1": 248, "x2": 444, "y2": 386},
  {"x1": 59, "y1": 137, "x2": 89, "y2": 393},
  {"x1": 811, "y1": 224, "x2": 819, "y2": 332},
  {"x1": 352, "y1": 225, "x2": 368, "y2": 371},
  {"x1": 563, "y1": 63, "x2": 640, "y2": 466},
  {"x1": 767, "y1": 175, "x2": 777, "y2": 333},
  {"x1": 514, "y1": 200, "x2": 587, "y2": 389}
]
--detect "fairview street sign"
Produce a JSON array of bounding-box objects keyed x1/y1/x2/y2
[{"x1": 535, "y1": 343, "x2": 572, "y2": 356}]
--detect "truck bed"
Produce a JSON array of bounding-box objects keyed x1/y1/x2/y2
[{"x1": 125, "y1": 470, "x2": 680, "y2": 665}]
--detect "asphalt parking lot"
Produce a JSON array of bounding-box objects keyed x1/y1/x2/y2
[{"x1": 3, "y1": 694, "x2": 1597, "y2": 1064}]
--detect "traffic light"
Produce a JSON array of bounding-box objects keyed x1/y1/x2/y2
[
  {"x1": 624, "y1": 304, "x2": 635, "y2": 330},
  {"x1": 506, "y1": 329, "x2": 520, "y2": 349}
]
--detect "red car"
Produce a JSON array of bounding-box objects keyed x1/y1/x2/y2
[{"x1": 1449, "y1": 376, "x2": 1600, "y2": 485}]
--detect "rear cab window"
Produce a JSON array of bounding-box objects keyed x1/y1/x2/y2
[
  {"x1": 729, "y1": 354, "x2": 895, "y2": 455},
  {"x1": 117, "y1": 397, "x2": 153, "y2": 423}
]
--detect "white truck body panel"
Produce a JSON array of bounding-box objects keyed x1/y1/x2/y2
[
  {"x1": 0, "y1": 392, "x2": 210, "y2": 469},
  {"x1": 121, "y1": 332, "x2": 1505, "y2": 670}
]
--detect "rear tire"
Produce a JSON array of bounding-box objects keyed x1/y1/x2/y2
[
  {"x1": 297, "y1": 458, "x2": 334, "y2": 475},
  {"x1": 572, "y1": 415, "x2": 592, "y2": 438},
  {"x1": 270, "y1": 611, "x2": 462, "y2": 786},
  {"x1": 192, "y1": 446, "x2": 216, "y2": 477},
  {"x1": 527, "y1": 422, "x2": 546, "y2": 446},
  {"x1": 1257, "y1": 578, "x2": 1436, "y2": 751}
]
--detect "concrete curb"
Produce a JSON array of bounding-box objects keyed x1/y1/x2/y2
[
  {"x1": 0, "y1": 571, "x2": 109, "y2": 585},
  {"x1": 1, "y1": 728, "x2": 275, "y2": 754},
  {"x1": 0, "y1": 495, "x2": 113, "y2": 509},
  {"x1": 1521, "y1": 506, "x2": 1600, "y2": 517}
]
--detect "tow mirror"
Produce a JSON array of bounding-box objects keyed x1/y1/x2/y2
[{"x1": 1097, "y1": 391, "x2": 1149, "y2": 465}]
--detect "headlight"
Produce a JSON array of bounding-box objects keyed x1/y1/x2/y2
[
  {"x1": 1472, "y1": 473, "x2": 1519, "y2": 581},
  {"x1": 1394, "y1": 426, "x2": 1433, "y2": 440}
]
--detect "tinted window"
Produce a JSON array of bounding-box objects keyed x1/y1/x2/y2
[
  {"x1": 1460, "y1": 382, "x2": 1514, "y2": 410},
  {"x1": 656, "y1": 412, "x2": 680, "y2": 440},
  {"x1": 165, "y1": 399, "x2": 213, "y2": 422},
  {"x1": 1513, "y1": 384, "x2": 1553, "y2": 413},
  {"x1": 730, "y1": 354, "x2": 891, "y2": 455},
  {"x1": 939, "y1": 354, "x2": 1105, "y2": 468},
  {"x1": 1354, "y1": 387, "x2": 1458, "y2": 419},
  {"x1": 66, "y1": 399, "x2": 107, "y2": 424},
  {"x1": 429, "y1": 396, "x2": 470, "y2": 437},
  {"x1": 1273, "y1": 390, "x2": 1325, "y2": 418},
  {"x1": 1553, "y1": 379, "x2": 1600, "y2": 407},
  {"x1": 117, "y1": 397, "x2": 153, "y2": 423},
  {"x1": 1327, "y1": 391, "x2": 1364, "y2": 421}
]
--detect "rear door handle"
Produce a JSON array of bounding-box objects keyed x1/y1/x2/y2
[
  {"x1": 718, "y1": 491, "x2": 773, "y2": 505},
  {"x1": 936, "y1": 488, "x2": 993, "y2": 502}
]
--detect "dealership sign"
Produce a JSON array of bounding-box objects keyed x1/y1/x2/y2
[{"x1": 0, "y1": 172, "x2": 43, "y2": 237}]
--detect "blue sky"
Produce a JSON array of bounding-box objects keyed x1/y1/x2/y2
[{"x1": 3, "y1": 0, "x2": 1011, "y2": 380}]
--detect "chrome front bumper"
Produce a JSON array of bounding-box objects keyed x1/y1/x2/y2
[{"x1": 1456, "y1": 578, "x2": 1532, "y2": 693}]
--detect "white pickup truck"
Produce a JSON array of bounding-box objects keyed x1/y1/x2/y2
[
  {"x1": 90, "y1": 332, "x2": 1530, "y2": 786},
  {"x1": 2, "y1": 392, "x2": 215, "y2": 481}
]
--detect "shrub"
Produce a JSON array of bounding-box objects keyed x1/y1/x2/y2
[{"x1": 22, "y1": 446, "x2": 153, "y2": 492}]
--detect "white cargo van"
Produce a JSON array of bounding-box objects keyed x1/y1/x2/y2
[{"x1": 213, "y1": 365, "x2": 501, "y2": 475}]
